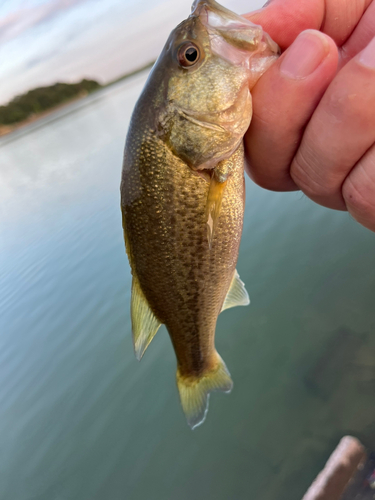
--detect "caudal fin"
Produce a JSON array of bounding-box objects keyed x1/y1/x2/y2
[{"x1": 176, "y1": 353, "x2": 233, "y2": 429}]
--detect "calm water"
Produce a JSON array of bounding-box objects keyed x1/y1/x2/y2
[{"x1": 1, "y1": 72, "x2": 375, "y2": 500}]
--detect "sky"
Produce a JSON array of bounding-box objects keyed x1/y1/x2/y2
[{"x1": 0, "y1": 0, "x2": 264, "y2": 105}]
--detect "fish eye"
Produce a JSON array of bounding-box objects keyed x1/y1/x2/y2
[{"x1": 177, "y1": 42, "x2": 200, "y2": 68}]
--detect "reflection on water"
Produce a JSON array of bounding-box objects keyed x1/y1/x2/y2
[{"x1": 1, "y1": 71, "x2": 375, "y2": 500}]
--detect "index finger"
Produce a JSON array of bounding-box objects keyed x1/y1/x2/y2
[{"x1": 244, "y1": 0, "x2": 372, "y2": 48}]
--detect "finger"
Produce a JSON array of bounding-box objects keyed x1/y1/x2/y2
[
  {"x1": 340, "y1": 0, "x2": 375, "y2": 67},
  {"x1": 244, "y1": 0, "x2": 324, "y2": 49},
  {"x1": 245, "y1": 0, "x2": 372, "y2": 49},
  {"x1": 290, "y1": 36, "x2": 375, "y2": 210},
  {"x1": 342, "y1": 143, "x2": 375, "y2": 231},
  {"x1": 320, "y1": 0, "x2": 372, "y2": 46},
  {"x1": 245, "y1": 30, "x2": 338, "y2": 192}
]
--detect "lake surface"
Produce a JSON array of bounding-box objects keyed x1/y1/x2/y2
[{"x1": 1, "y1": 71, "x2": 375, "y2": 500}]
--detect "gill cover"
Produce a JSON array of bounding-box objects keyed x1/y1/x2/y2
[{"x1": 157, "y1": 0, "x2": 279, "y2": 172}]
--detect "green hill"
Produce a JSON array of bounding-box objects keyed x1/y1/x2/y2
[{"x1": 0, "y1": 79, "x2": 101, "y2": 126}]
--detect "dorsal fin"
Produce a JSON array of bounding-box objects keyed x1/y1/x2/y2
[
  {"x1": 131, "y1": 275, "x2": 161, "y2": 360},
  {"x1": 221, "y1": 269, "x2": 250, "y2": 312}
]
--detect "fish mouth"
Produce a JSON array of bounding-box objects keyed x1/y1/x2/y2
[
  {"x1": 191, "y1": 0, "x2": 263, "y2": 38},
  {"x1": 190, "y1": 0, "x2": 279, "y2": 83},
  {"x1": 177, "y1": 108, "x2": 226, "y2": 134}
]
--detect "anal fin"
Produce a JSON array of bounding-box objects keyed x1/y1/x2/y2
[
  {"x1": 131, "y1": 275, "x2": 161, "y2": 360},
  {"x1": 221, "y1": 269, "x2": 250, "y2": 312}
]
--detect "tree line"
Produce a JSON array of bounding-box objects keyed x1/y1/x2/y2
[{"x1": 0, "y1": 79, "x2": 101, "y2": 125}]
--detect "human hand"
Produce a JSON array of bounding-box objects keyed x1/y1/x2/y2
[{"x1": 244, "y1": 0, "x2": 375, "y2": 231}]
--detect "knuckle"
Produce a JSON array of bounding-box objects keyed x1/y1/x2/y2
[
  {"x1": 342, "y1": 173, "x2": 375, "y2": 231},
  {"x1": 324, "y1": 81, "x2": 354, "y2": 123},
  {"x1": 323, "y1": 62, "x2": 375, "y2": 130},
  {"x1": 291, "y1": 146, "x2": 347, "y2": 210},
  {"x1": 291, "y1": 147, "x2": 329, "y2": 198},
  {"x1": 245, "y1": 160, "x2": 278, "y2": 190}
]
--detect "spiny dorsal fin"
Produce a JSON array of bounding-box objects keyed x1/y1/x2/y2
[
  {"x1": 221, "y1": 269, "x2": 250, "y2": 312},
  {"x1": 177, "y1": 352, "x2": 233, "y2": 429},
  {"x1": 131, "y1": 275, "x2": 161, "y2": 361}
]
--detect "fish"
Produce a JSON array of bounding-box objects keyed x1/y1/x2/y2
[{"x1": 120, "y1": 0, "x2": 279, "y2": 429}]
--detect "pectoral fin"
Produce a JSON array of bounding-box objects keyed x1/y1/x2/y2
[
  {"x1": 206, "y1": 175, "x2": 227, "y2": 249},
  {"x1": 221, "y1": 269, "x2": 250, "y2": 312},
  {"x1": 131, "y1": 275, "x2": 161, "y2": 360}
]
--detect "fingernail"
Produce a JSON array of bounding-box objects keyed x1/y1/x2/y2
[
  {"x1": 280, "y1": 30, "x2": 329, "y2": 79},
  {"x1": 359, "y1": 36, "x2": 375, "y2": 69}
]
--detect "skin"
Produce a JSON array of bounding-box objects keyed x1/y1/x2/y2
[{"x1": 243, "y1": 0, "x2": 375, "y2": 232}]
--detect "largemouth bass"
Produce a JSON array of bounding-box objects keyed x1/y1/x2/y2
[{"x1": 121, "y1": 0, "x2": 279, "y2": 429}]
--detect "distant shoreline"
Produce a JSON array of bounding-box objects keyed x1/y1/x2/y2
[
  {"x1": 0, "y1": 61, "x2": 154, "y2": 138},
  {"x1": 0, "y1": 93, "x2": 86, "y2": 137}
]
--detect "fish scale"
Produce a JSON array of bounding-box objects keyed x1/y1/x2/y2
[{"x1": 123, "y1": 135, "x2": 243, "y2": 336}]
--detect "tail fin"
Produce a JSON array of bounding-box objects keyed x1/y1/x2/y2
[{"x1": 176, "y1": 353, "x2": 233, "y2": 429}]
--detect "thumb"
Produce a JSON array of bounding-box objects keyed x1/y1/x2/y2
[{"x1": 245, "y1": 30, "x2": 338, "y2": 191}]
